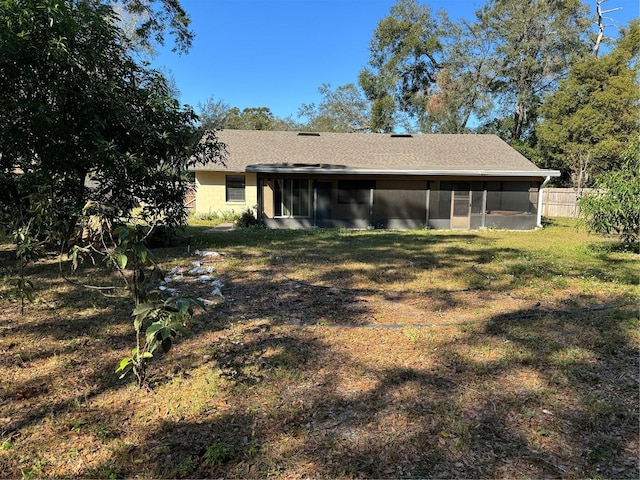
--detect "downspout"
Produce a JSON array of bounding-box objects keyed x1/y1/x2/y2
[{"x1": 537, "y1": 176, "x2": 551, "y2": 228}]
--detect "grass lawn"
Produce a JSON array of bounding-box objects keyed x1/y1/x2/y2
[{"x1": 0, "y1": 219, "x2": 638, "y2": 478}]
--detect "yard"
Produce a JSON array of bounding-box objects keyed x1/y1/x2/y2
[{"x1": 0, "y1": 219, "x2": 638, "y2": 478}]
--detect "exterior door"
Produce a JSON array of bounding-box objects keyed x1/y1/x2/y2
[{"x1": 451, "y1": 182, "x2": 471, "y2": 229}]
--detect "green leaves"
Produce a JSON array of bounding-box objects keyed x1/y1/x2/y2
[
  {"x1": 537, "y1": 21, "x2": 640, "y2": 187},
  {"x1": 115, "y1": 252, "x2": 128, "y2": 269},
  {"x1": 15, "y1": 278, "x2": 35, "y2": 303},
  {"x1": 115, "y1": 355, "x2": 134, "y2": 379},
  {"x1": 1, "y1": 0, "x2": 225, "y2": 256},
  {"x1": 103, "y1": 225, "x2": 154, "y2": 274},
  {"x1": 119, "y1": 296, "x2": 203, "y2": 386},
  {"x1": 578, "y1": 143, "x2": 640, "y2": 244}
]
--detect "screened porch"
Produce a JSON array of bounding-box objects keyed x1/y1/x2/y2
[{"x1": 257, "y1": 176, "x2": 541, "y2": 230}]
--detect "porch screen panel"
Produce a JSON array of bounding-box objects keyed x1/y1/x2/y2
[
  {"x1": 502, "y1": 182, "x2": 533, "y2": 213},
  {"x1": 291, "y1": 179, "x2": 310, "y2": 216},
  {"x1": 374, "y1": 181, "x2": 425, "y2": 219},
  {"x1": 529, "y1": 186, "x2": 539, "y2": 214},
  {"x1": 338, "y1": 180, "x2": 374, "y2": 204},
  {"x1": 274, "y1": 179, "x2": 288, "y2": 217},
  {"x1": 486, "y1": 181, "x2": 537, "y2": 214},
  {"x1": 486, "y1": 181, "x2": 502, "y2": 212},
  {"x1": 470, "y1": 182, "x2": 485, "y2": 229},
  {"x1": 429, "y1": 181, "x2": 452, "y2": 219},
  {"x1": 471, "y1": 183, "x2": 484, "y2": 214}
]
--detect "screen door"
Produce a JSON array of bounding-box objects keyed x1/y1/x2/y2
[{"x1": 451, "y1": 182, "x2": 471, "y2": 229}]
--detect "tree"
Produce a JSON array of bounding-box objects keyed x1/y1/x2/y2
[
  {"x1": 477, "y1": 0, "x2": 591, "y2": 142},
  {"x1": 359, "y1": 0, "x2": 591, "y2": 137},
  {"x1": 420, "y1": 14, "x2": 497, "y2": 133},
  {"x1": 359, "y1": 0, "x2": 443, "y2": 132},
  {"x1": 592, "y1": 0, "x2": 622, "y2": 58},
  {"x1": 110, "y1": 0, "x2": 194, "y2": 54},
  {"x1": 537, "y1": 19, "x2": 639, "y2": 187},
  {"x1": 198, "y1": 101, "x2": 300, "y2": 131},
  {"x1": 224, "y1": 107, "x2": 276, "y2": 130},
  {"x1": 0, "y1": 0, "x2": 224, "y2": 244},
  {"x1": 578, "y1": 141, "x2": 640, "y2": 244},
  {"x1": 0, "y1": 0, "x2": 220, "y2": 385},
  {"x1": 198, "y1": 96, "x2": 232, "y2": 130},
  {"x1": 298, "y1": 83, "x2": 371, "y2": 132}
]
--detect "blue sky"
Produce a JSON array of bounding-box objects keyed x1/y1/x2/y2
[{"x1": 150, "y1": 0, "x2": 638, "y2": 121}]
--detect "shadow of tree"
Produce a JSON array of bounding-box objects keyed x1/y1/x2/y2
[
  {"x1": 2, "y1": 227, "x2": 637, "y2": 478},
  {"x1": 88, "y1": 295, "x2": 638, "y2": 478}
]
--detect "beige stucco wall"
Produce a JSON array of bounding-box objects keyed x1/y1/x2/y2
[{"x1": 195, "y1": 171, "x2": 258, "y2": 215}]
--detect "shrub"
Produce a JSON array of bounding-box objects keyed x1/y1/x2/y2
[
  {"x1": 236, "y1": 209, "x2": 265, "y2": 229},
  {"x1": 579, "y1": 143, "x2": 639, "y2": 245}
]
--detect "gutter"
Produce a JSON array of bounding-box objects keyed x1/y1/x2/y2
[{"x1": 245, "y1": 165, "x2": 562, "y2": 177}]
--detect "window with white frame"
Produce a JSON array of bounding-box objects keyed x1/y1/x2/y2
[{"x1": 274, "y1": 179, "x2": 310, "y2": 217}]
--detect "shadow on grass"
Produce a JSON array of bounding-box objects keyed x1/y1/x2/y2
[
  {"x1": 87, "y1": 295, "x2": 638, "y2": 479},
  {"x1": 182, "y1": 226, "x2": 639, "y2": 289},
  {"x1": 2, "y1": 227, "x2": 638, "y2": 478}
]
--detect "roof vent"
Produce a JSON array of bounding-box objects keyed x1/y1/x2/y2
[
  {"x1": 390, "y1": 133, "x2": 413, "y2": 138},
  {"x1": 297, "y1": 132, "x2": 320, "y2": 136}
]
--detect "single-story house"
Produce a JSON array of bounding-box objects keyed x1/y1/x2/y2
[{"x1": 192, "y1": 130, "x2": 560, "y2": 230}]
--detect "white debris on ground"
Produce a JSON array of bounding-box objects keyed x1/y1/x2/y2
[
  {"x1": 188, "y1": 262, "x2": 215, "y2": 275},
  {"x1": 158, "y1": 255, "x2": 226, "y2": 305},
  {"x1": 195, "y1": 250, "x2": 225, "y2": 257}
]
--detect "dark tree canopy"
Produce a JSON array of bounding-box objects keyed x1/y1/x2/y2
[
  {"x1": 198, "y1": 100, "x2": 300, "y2": 132},
  {"x1": 477, "y1": 0, "x2": 590, "y2": 142},
  {"x1": 537, "y1": 19, "x2": 640, "y2": 187},
  {"x1": 359, "y1": 0, "x2": 592, "y2": 139},
  {"x1": 0, "y1": 0, "x2": 223, "y2": 243},
  {"x1": 359, "y1": 0, "x2": 444, "y2": 132}
]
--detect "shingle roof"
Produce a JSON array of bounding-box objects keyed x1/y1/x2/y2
[{"x1": 194, "y1": 130, "x2": 559, "y2": 177}]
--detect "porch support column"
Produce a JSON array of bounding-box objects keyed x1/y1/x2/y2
[
  {"x1": 313, "y1": 181, "x2": 318, "y2": 227},
  {"x1": 481, "y1": 185, "x2": 487, "y2": 228},
  {"x1": 368, "y1": 185, "x2": 374, "y2": 227},
  {"x1": 537, "y1": 176, "x2": 550, "y2": 228},
  {"x1": 257, "y1": 177, "x2": 263, "y2": 221},
  {"x1": 425, "y1": 180, "x2": 431, "y2": 228}
]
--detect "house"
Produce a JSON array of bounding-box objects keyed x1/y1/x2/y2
[{"x1": 193, "y1": 130, "x2": 560, "y2": 230}]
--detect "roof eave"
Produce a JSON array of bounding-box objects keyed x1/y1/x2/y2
[{"x1": 245, "y1": 165, "x2": 561, "y2": 177}]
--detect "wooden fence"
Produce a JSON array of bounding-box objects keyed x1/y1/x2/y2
[{"x1": 541, "y1": 188, "x2": 591, "y2": 218}]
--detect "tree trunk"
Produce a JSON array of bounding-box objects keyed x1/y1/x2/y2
[{"x1": 593, "y1": 1, "x2": 622, "y2": 58}]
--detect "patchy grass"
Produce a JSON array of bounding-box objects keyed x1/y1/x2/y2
[{"x1": 0, "y1": 219, "x2": 638, "y2": 478}]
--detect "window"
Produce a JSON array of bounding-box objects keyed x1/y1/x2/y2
[
  {"x1": 226, "y1": 175, "x2": 245, "y2": 202},
  {"x1": 338, "y1": 180, "x2": 374, "y2": 204},
  {"x1": 274, "y1": 179, "x2": 310, "y2": 217}
]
